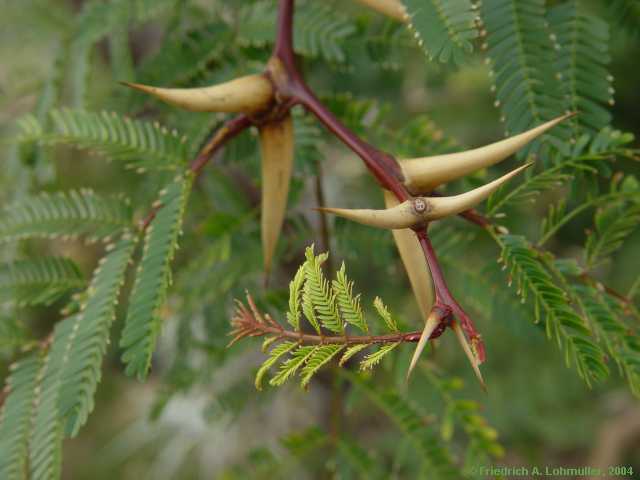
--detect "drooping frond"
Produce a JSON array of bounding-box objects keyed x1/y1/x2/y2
[
  {"x1": 548, "y1": 2, "x2": 613, "y2": 134},
  {"x1": 0, "y1": 257, "x2": 85, "y2": 307},
  {"x1": 255, "y1": 341, "x2": 298, "y2": 391},
  {"x1": 497, "y1": 234, "x2": 609, "y2": 386},
  {"x1": 403, "y1": 0, "x2": 478, "y2": 65},
  {"x1": 571, "y1": 284, "x2": 640, "y2": 397},
  {"x1": 18, "y1": 109, "x2": 188, "y2": 170},
  {"x1": 481, "y1": 0, "x2": 568, "y2": 157},
  {"x1": 0, "y1": 189, "x2": 132, "y2": 244},
  {"x1": 58, "y1": 236, "x2": 137, "y2": 436},
  {"x1": 28, "y1": 317, "x2": 78, "y2": 479},
  {"x1": 0, "y1": 353, "x2": 45, "y2": 480},
  {"x1": 120, "y1": 175, "x2": 193, "y2": 380}
]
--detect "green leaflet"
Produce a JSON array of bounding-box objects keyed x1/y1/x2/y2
[
  {"x1": 373, "y1": 297, "x2": 398, "y2": 332},
  {"x1": 498, "y1": 234, "x2": 609, "y2": 386},
  {"x1": 333, "y1": 262, "x2": 367, "y2": 333},
  {"x1": 304, "y1": 246, "x2": 342, "y2": 334},
  {"x1": 404, "y1": 0, "x2": 478, "y2": 65},
  {"x1": 548, "y1": 2, "x2": 613, "y2": 134},
  {"x1": 585, "y1": 202, "x2": 640, "y2": 268},
  {"x1": 300, "y1": 344, "x2": 345, "y2": 387},
  {"x1": 360, "y1": 342, "x2": 400, "y2": 371},
  {"x1": 255, "y1": 341, "x2": 298, "y2": 390},
  {"x1": 286, "y1": 265, "x2": 305, "y2": 330},
  {"x1": 0, "y1": 189, "x2": 132, "y2": 244},
  {"x1": 59, "y1": 236, "x2": 138, "y2": 436},
  {"x1": 18, "y1": 109, "x2": 188, "y2": 170},
  {"x1": 120, "y1": 175, "x2": 193, "y2": 380},
  {"x1": 28, "y1": 317, "x2": 78, "y2": 479},
  {"x1": 0, "y1": 257, "x2": 85, "y2": 307},
  {"x1": 339, "y1": 344, "x2": 369, "y2": 366},
  {"x1": 481, "y1": 0, "x2": 569, "y2": 158},
  {"x1": 0, "y1": 353, "x2": 45, "y2": 480},
  {"x1": 270, "y1": 346, "x2": 317, "y2": 387}
]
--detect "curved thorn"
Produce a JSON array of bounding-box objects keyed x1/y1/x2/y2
[
  {"x1": 321, "y1": 164, "x2": 530, "y2": 230},
  {"x1": 120, "y1": 75, "x2": 274, "y2": 114},
  {"x1": 401, "y1": 113, "x2": 574, "y2": 192},
  {"x1": 452, "y1": 321, "x2": 486, "y2": 391},
  {"x1": 316, "y1": 202, "x2": 419, "y2": 229},
  {"x1": 406, "y1": 313, "x2": 440, "y2": 381},
  {"x1": 384, "y1": 190, "x2": 434, "y2": 323},
  {"x1": 422, "y1": 163, "x2": 532, "y2": 221},
  {"x1": 353, "y1": 0, "x2": 406, "y2": 22}
]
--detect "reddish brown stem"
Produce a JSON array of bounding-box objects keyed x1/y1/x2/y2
[{"x1": 415, "y1": 228, "x2": 486, "y2": 362}]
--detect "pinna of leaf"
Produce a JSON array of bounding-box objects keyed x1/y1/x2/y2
[{"x1": 123, "y1": 0, "x2": 573, "y2": 387}]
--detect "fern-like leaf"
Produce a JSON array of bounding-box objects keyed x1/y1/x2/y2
[
  {"x1": 28, "y1": 316, "x2": 78, "y2": 479},
  {"x1": 58, "y1": 235, "x2": 137, "y2": 436},
  {"x1": 339, "y1": 344, "x2": 370, "y2": 366},
  {"x1": 255, "y1": 341, "x2": 298, "y2": 390},
  {"x1": 0, "y1": 189, "x2": 132, "y2": 244},
  {"x1": 269, "y1": 346, "x2": 317, "y2": 387},
  {"x1": 548, "y1": 2, "x2": 613, "y2": 134},
  {"x1": 300, "y1": 344, "x2": 345, "y2": 387},
  {"x1": 333, "y1": 262, "x2": 367, "y2": 333},
  {"x1": 0, "y1": 353, "x2": 44, "y2": 480},
  {"x1": 404, "y1": 0, "x2": 478, "y2": 65},
  {"x1": 481, "y1": 0, "x2": 568, "y2": 157},
  {"x1": 373, "y1": 297, "x2": 398, "y2": 332},
  {"x1": 585, "y1": 202, "x2": 640, "y2": 268},
  {"x1": 18, "y1": 109, "x2": 188, "y2": 170},
  {"x1": 303, "y1": 246, "x2": 342, "y2": 334},
  {"x1": 498, "y1": 234, "x2": 609, "y2": 386},
  {"x1": 120, "y1": 175, "x2": 192, "y2": 379},
  {"x1": 359, "y1": 342, "x2": 400, "y2": 371},
  {"x1": 0, "y1": 257, "x2": 85, "y2": 307},
  {"x1": 286, "y1": 265, "x2": 305, "y2": 331}
]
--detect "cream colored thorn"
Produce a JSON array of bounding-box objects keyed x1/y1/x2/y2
[
  {"x1": 406, "y1": 313, "x2": 440, "y2": 381},
  {"x1": 317, "y1": 201, "x2": 419, "y2": 229},
  {"x1": 121, "y1": 74, "x2": 274, "y2": 114},
  {"x1": 321, "y1": 163, "x2": 530, "y2": 230},
  {"x1": 452, "y1": 322, "x2": 486, "y2": 390},
  {"x1": 354, "y1": 0, "x2": 406, "y2": 22},
  {"x1": 401, "y1": 113, "x2": 574, "y2": 192},
  {"x1": 423, "y1": 163, "x2": 532, "y2": 220}
]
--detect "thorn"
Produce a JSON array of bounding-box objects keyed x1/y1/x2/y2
[
  {"x1": 406, "y1": 313, "x2": 440, "y2": 381},
  {"x1": 452, "y1": 321, "x2": 486, "y2": 391}
]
